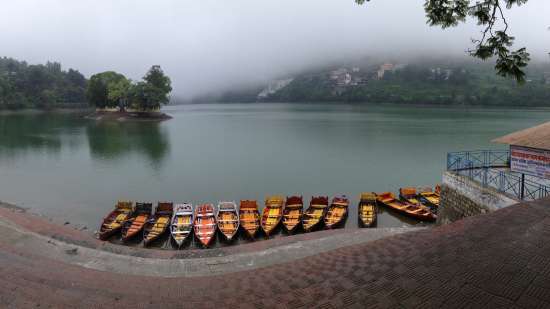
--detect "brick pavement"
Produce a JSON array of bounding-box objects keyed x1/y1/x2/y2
[{"x1": 2, "y1": 198, "x2": 550, "y2": 308}]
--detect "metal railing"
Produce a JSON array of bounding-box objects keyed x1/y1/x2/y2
[{"x1": 447, "y1": 150, "x2": 550, "y2": 201}]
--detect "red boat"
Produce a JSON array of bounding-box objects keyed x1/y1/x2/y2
[{"x1": 193, "y1": 204, "x2": 217, "y2": 247}]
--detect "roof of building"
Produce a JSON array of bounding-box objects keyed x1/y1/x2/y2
[{"x1": 493, "y1": 121, "x2": 550, "y2": 150}]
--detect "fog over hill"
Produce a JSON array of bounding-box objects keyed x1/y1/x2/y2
[{"x1": 1, "y1": 0, "x2": 549, "y2": 100}]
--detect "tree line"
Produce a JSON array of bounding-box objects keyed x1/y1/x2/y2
[
  {"x1": 0, "y1": 57, "x2": 87, "y2": 109},
  {"x1": 0, "y1": 57, "x2": 172, "y2": 111}
]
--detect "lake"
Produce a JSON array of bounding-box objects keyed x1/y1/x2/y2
[{"x1": 1, "y1": 103, "x2": 549, "y2": 240}]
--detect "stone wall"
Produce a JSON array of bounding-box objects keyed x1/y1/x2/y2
[{"x1": 437, "y1": 171, "x2": 518, "y2": 225}]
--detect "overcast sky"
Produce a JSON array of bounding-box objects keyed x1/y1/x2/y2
[{"x1": 1, "y1": 0, "x2": 548, "y2": 98}]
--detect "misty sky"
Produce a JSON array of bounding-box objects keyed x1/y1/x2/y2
[{"x1": 1, "y1": 0, "x2": 549, "y2": 98}]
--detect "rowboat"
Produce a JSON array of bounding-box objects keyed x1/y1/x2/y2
[
  {"x1": 418, "y1": 186, "x2": 441, "y2": 209},
  {"x1": 302, "y1": 196, "x2": 329, "y2": 232},
  {"x1": 282, "y1": 196, "x2": 303, "y2": 234},
  {"x1": 261, "y1": 196, "x2": 284, "y2": 236},
  {"x1": 121, "y1": 202, "x2": 152, "y2": 241},
  {"x1": 358, "y1": 193, "x2": 377, "y2": 228},
  {"x1": 193, "y1": 203, "x2": 217, "y2": 247},
  {"x1": 377, "y1": 192, "x2": 436, "y2": 222},
  {"x1": 143, "y1": 202, "x2": 173, "y2": 246},
  {"x1": 324, "y1": 195, "x2": 349, "y2": 229},
  {"x1": 170, "y1": 203, "x2": 193, "y2": 247},
  {"x1": 98, "y1": 201, "x2": 134, "y2": 240},
  {"x1": 239, "y1": 200, "x2": 260, "y2": 238},
  {"x1": 399, "y1": 187, "x2": 424, "y2": 205},
  {"x1": 217, "y1": 201, "x2": 240, "y2": 241}
]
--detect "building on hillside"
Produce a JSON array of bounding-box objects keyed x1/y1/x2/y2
[{"x1": 377, "y1": 63, "x2": 395, "y2": 80}]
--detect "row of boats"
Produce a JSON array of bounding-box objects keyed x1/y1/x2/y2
[{"x1": 98, "y1": 186, "x2": 440, "y2": 248}]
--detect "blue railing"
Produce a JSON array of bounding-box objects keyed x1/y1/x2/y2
[{"x1": 447, "y1": 150, "x2": 550, "y2": 201}]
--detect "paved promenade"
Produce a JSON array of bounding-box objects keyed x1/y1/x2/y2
[{"x1": 2, "y1": 199, "x2": 550, "y2": 308}]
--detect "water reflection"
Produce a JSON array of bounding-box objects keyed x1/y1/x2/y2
[
  {"x1": 0, "y1": 113, "x2": 83, "y2": 158},
  {"x1": 85, "y1": 121, "x2": 170, "y2": 167}
]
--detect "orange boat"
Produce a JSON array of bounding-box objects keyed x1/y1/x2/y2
[
  {"x1": 194, "y1": 203, "x2": 217, "y2": 247},
  {"x1": 302, "y1": 196, "x2": 329, "y2": 232},
  {"x1": 121, "y1": 202, "x2": 152, "y2": 241},
  {"x1": 324, "y1": 195, "x2": 349, "y2": 229},
  {"x1": 239, "y1": 200, "x2": 260, "y2": 238},
  {"x1": 143, "y1": 202, "x2": 173, "y2": 246},
  {"x1": 377, "y1": 192, "x2": 436, "y2": 222},
  {"x1": 261, "y1": 196, "x2": 284, "y2": 236},
  {"x1": 282, "y1": 196, "x2": 303, "y2": 234},
  {"x1": 98, "y1": 201, "x2": 134, "y2": 240}
]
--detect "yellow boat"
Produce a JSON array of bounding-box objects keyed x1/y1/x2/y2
[
  {"x1": 143, "y1": 202, "x2": 173, "y2": 246},
  {"x1": 239, "y1": 200, "x2": 260, "y2": 238},
  {"x1": 99, "y1": 201, "x2": 134, "y2": 240},
  {"x1": 358, "y1": 193, "x2": 377, "y2": 228},
  {"x1": 261, "y1": 196, "x2": 284, "y2": 236},
  {"x1": 324, "y1": 195, "x2": 349, "y2": 229},
  {"x1": 418, "y1": 186, "x2": 440, "y2": 209},
  {"x1": 282, "y1": 196, "x2": 303, "y2": 234},
  {"x1": 302, "y1": 196, "x2": 328, "y2": 232}
]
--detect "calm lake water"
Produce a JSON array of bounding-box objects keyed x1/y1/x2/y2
[{"x1": 1, "y1": 103, "x2": 549, "y2": 243}]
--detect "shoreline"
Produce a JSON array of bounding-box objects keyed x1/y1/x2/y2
[{"x1": 85, "y1": 110, "x2": 172, "y2": 121}]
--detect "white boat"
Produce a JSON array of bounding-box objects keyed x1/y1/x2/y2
[
  {"x1": 170, "y1": 203, "x2": 193, "y2": 247},
  {"x1": 216, "y1": 201, "x2": 240, "y2": 241}
]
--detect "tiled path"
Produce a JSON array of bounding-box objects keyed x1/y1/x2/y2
[{"x1": 2, "y1": 199, "x2": 550, "y2": 308}]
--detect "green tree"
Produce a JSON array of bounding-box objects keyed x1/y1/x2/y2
[
  {"x1": 107, "y1": 77, "x2": 131, "y2": 110},
  {"x1": 129, "y1": 65, "x2": 172, "y2": 111},
  {"x1": 355, "y1": 0, "x2": 531, "y2": 83},
  {"x1": 86, "y1": 71, "x2": 127, "y2": 109}
]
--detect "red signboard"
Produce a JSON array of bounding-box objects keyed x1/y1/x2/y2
[{"x1": 510, "y1": 145, "x2": 550, "y2": 179}]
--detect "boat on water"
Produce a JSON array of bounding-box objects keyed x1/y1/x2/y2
[
  {"x1": 98, "y1": 201, "x2": 134, "y2": 240},
  {"x1": 358, "y1": 193, "x2": 377, "y2": 228},
  {"x1": 302, "y1": 196, "x2": 329, "y2": 232},
  {"x1": 121, "y1": 202, "x2": 152, "y2": 241},
  {"x1": 261, "y1": 196, "x2": 285, "y2": 236},
  {"x1": 239, "y1": 200, "x2": 260, "y2": 238},
  {"x1": 377, "y1": 192, "x2": 436, "y2": 222},
  {"x1": 418, "y1": 186, "x2": 441, "y2": 209},
  {"x1": 399, "y1": 187, "x2": 424, "y2": 205},
  {"x1": 217, "y1": 201, "x2": 240, "y2": 241},
  {"x1": 194, "y1": 203, "x2": 217, "y2": 247},
  {"x1": 282, "y1": 196, "x2": 303, "y2": 234},
  {"x1": 170, "y1": 203, "x2": 193, "y2": 247},
  {"x1": 143, "y1": 202, "x2": 173, "y2": 246},
  {"x1": 324, "y1": 195, "x2": 349, "y2": 229}
]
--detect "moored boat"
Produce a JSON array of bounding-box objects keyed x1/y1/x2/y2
[
  {"x1": 98, "y1": 201, "x2": 134, "y2": 240},
  {"x1": 217, "y1": 201, "x2": 240, "y2": 241},
  {"x1": 194, "y1": 203, "x2": 217, "y2": 247},
  {"x1": 358, "y1": 193, "x2": 377, "y2": 228},
  {"x1": 324, "y1": 195, "x2": 349, "y2": 229},
  {"x1": 239, "y1": 200, "x2": 260, "y2": 238},
  {"x1": 143, "y1": 202, "x2": 173, "y2": 246},
  {"x1": 282, "y1": 196, "x2": 303, "y2": 234},
  {"x1": 302, "y1": 196, "x2": 329, "y2": 232},
  {"x1": 121, "y1": 202, "x2": 152, "y2": 241},
  {"x1": 170, "y1": 203, "x2": 193, "y2": 247},
  {"x1": 399, "y1": 187, "x2": 424, "y2": 205},
  {"x1": 261, "y1": 196, "x2": 284, "y2": 236},
  {"x1": 418, "y1": 186, "x2": 440, "y2": 210},
  {"x1": 377, "y1": 192, "x2": 436, "y2": 222}
]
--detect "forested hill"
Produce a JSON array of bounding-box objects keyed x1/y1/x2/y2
[
  {"x1": 0, "y1": 57, "x2": 87, "y2": 109},
  {"x1": 201, "y1": 60, "x2": 550, "y2": 107}
]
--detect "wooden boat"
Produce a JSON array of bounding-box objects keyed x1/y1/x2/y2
[
  {"x1": 261, "y1": 196, "x2": 284, "y2": 236},
  {"x1": 239, "y1": 200, "x2": 260, "y2": 238},
  {"x1": 399, "y1": 187, "x2": 423, "y2": 205},
  {"x1": 217, "y1": 201, "x2": 240, "y2": 241},
  {"x1": 143, "y1": 202, "x2": 173, "y2": 246},
  {"x1": 324, "y1": 195, "x2": 349, "y2": 229},
  {"x1": 98, "y1": 201, "x2": 134, "y2": 240},
  {"x1": 170, "y1": 203, "x2": 193, "y2": 247},
  {"x1": 377, "y1": 192, "x2": 436, "y2": 222},
  {"x1": 358, "y1": 193, "x2": 377, "y2": 227},
  {"x1": 302, "y1": 196, "x2": 329, "y2": 232},
  {"x1": 121, "y1": 202, "x2": 152, "y2": 241},
  {"x1": 418, "y1": 187, "x2": 440, "y2": 209},
  {"x1": 193, "y1": 203, "x2": 217, "y2": 247},
  {"x1": 282, "y1": 196, "x2": 303, "y2": 234}
]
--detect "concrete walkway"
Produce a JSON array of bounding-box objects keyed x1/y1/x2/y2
[{"x1": 2, "y1": 199, "x2": 550, "y2": 308}]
